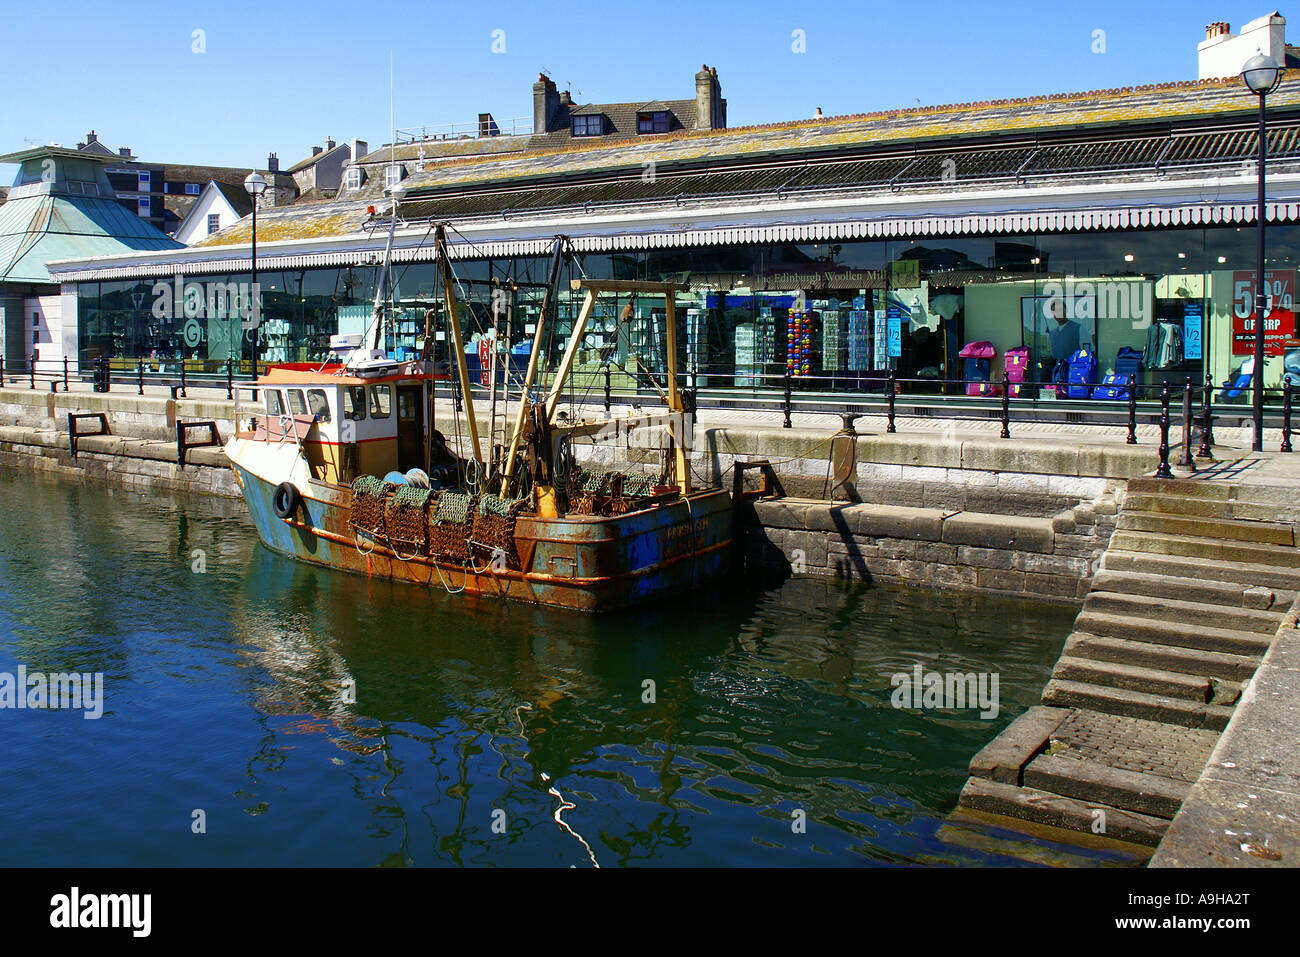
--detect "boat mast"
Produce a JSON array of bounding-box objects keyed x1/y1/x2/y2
[
  {"x1": 435, "y1": 224, "x2": 484, "y2": 470},
  {"x1": 499, "y1": 235, "x2": 566, "y2": 496}
]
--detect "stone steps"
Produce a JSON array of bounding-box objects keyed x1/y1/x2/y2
[
  {"x1": 1051, "y1": 655, "x2": 1217, "y2": 701},
  {"x1": 1101, "y1": 549, "x2": 1300, "y2": 591},
  {"x1": 1073, "y1": 609, "x2": 1276, "y2": 656},
  {"x1": 1022, "y1": 753, "x2": 1191, "y2": 819},
  {"x1": 1082, "y1": 590, "x2": 1285, "y2": 635},
  {"x1": 1108, "y1": 529, "x2": 1300, "y2": 567},
  {"x1": 1124, "y1": 491, "x2": 1300, "y2": 525},
  {"x1": 958, "y1": 777, "x2": 1170, "y2": 847},
  {"x1": 1116, "y1": 509, "x2": 1296, "y2": 546},
  {"x1": 1062, "y1": 632, "x2": 1262, "y2": 681},
  {"x1": 1089, "y1": 568, "x2": 1293, "y2": 609},
  {"x1": 1041, "y1": 679, "x2": 1235, "y2": 730},
  {"x1": 956, "y1": 474, "x2": 1298, "y2": 851}
]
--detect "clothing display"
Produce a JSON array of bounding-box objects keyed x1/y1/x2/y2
[
  {"x1": 848, "y1": 309, "x2": 872, "y2": 371},
  {"x1": 1143, "y1": 320, "x2": 1184, "y2": 369},
  {"x1": 822, "y1": 309, "x2": 844, "y2": 371}
]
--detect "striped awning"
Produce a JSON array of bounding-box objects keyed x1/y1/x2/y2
[{"x1": 47, "y1": 200, "x2": 1300, "y2": 282}]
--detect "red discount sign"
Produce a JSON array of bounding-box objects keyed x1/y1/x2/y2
[{"x1": 1232, "y1": 270, "x2": 1299, "y2": 355}]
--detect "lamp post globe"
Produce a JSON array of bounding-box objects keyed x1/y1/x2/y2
[
  {"x1": 244, "y1": 171, "x2": 267, "y2": 375},
  {"x1": 1242, "y1": 53, "x2": 1283, "y2": 95},
  {"x1": 1240, "y1": 54, "x2": 1286, "y2": 451}
]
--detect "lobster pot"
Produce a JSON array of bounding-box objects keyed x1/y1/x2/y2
[
  {"x1": 385, "y1": 486, "x2": 434, "y2": 555},
  {"x1": 470, "y1": 495, "x2": 529, "y2": 569},
  {"x1": 569, "y1": 466, "x2": 614, "y2": 515},
  {"x1": 349, "y1": 476, "x2": 395, "y2": 537},
  {"x1": 428, "y1": 489, "x2": 476, "y2": 561}
]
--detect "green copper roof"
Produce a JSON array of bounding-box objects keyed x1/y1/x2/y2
[{"x1": 0, "y1": 189, "x2": 181, "y2": 284}]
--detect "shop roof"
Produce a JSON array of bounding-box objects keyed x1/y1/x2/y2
[
  {"x1": 0, "y1": 189, "x2": 181, "y2": 283},
  {"x1": 45, "y1": 73, "x2": 1300, "y2": 272}
]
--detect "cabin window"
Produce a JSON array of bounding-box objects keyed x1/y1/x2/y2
[
  {"x1": 287, "y1": 390, "x2": 307, "y2": 416},
  {"x1": 307, "y1": 389, "x2": 331, "y2": 423},
  {"x1": 369, "y1": 384, "x2": 391, "y2": 418},
  {"x1": 266, "y1": 390, "x2": 284, "y2": 416},
  {"x1": 343, "y1": 386, "x2": 366, "y2": 420}
]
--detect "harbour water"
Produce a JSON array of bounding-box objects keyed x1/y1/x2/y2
[{"x1": 0, "y1": 473, "x2": 1128, "y2": 866}]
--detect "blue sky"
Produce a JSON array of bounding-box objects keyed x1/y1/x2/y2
[{"x1": 0, "y1": 0, "x2": 1286, "y2": 172}]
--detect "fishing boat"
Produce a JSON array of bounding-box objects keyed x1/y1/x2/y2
[{"x1": 224, "y1": 226, "x2": 733, "y2": 612}]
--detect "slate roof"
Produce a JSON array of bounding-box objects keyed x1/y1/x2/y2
[{"x1": 145, "y1": 72, "x2": 1300, "y2": 250}]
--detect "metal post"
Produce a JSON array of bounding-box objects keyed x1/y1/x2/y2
[
  {"x1": 1126, "y1": 375, "x2": 1138, "y2": 444},
  {"x1": 1197, "y1": 371, "x2": 1215, "y2": 458},
  {"x1": 0, "y1": 356, "x2": 4, "y2": 387},
  {"x1": 62, "y1": 356, "x2": 69, "y2": 393},
  {"x1": 1283, "y1": 375, "x2": 1294, "y2": 453},
  {"x1": 782, "y1": 367, "x2": 792, "y2": 429},
  {"x1": 886, "y1": 371, "x2": 897, "y2": 434},
  {"x1": 1156, "y1": 382, "x2": 1174, "y2": 479},
  {"x1": 180, "y1": 360, "x2": 187, "y2": 399},
  {"x1": 1178, "y1": 377, "x2": 1195, "y2": 469},
  {"x1": 1000, "y1": 373, "x2": 1011, "y2": 438},
  {"x1": 226, "y1": 358, "x2": 233, "y2": 401},
  {"x1": 137, "y1": 358, "x2": 145, "y2": 396},
  {"x1": 604, "y1": 363, "x2": 611, "y2": 413},
  {"x1": 29, "y1": 355, "x2": 35, "y2": 389},
  {"x1": 1252, "y1": 89, "x2": 1268, "y2": 453}
]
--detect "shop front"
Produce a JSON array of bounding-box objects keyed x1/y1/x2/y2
[{"x1": 64, "y1": 221, "x2": 1300, "y2": 402}]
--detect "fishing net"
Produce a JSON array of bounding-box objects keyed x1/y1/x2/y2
[
  {"x1": 470, "y1": 494, "x2": 529, "y2": 569},
  {"x1": 349, "y1": 476, "x2": 395, "y2": 537},
  {"x1": 429, "y1": 489, "x2": 476, "y2": 561},
  {"x1": 385, "y1": 485, "x2": 434, "y2": 554}
]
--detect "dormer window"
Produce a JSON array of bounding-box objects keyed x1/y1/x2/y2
[
  {"x1": 571, "y1": 114, "x2": 603, "y2": 137},
  {"x1": 384, "y1": 164, "x2": 404, "y2": 189},
  {"x1": 637, "y1": 111, "x2": 671, "y2": 134},
  {"x1": 344, "y1": 166, "x2": 364, "y2": 190}
]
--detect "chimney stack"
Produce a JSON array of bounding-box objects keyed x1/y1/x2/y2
[
  {"x1": 695, "y1": 65, "x2": 724, "y2": 130},
  {"x1": 312, "y1": 146, "x2": 323, "y2": 157},
  {"x1": 119, "y1": 147, "x2": 131, "y2": 157},
  {"x1": 350, "y1": 138, "x2": 368, "y2": 161},
  {"x1": 326, "y1": 137, "x2": 336, "y2": 150},
  {"x1": 533, "y1": 73, "x2": 560, "y2": 133},
  {"x1": 267, "y1": 152, "x2": 279, "y2": 173}
]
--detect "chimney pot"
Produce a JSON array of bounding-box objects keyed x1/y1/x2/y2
[{"x1": 312, "y1": 146, "x2": 323, "y2": 156}]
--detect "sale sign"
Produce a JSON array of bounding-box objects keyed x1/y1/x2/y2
[{"x1": 1232, "y1": 270, "x2": 1298, "y2": 355}]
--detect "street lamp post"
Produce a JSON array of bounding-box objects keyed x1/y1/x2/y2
[
  {"x1": 243, "y1": 171, "x2": 268, "y2": 376},
  {"x1": 1242, "y1": 53, "x2": 1284, "y2": 452}
]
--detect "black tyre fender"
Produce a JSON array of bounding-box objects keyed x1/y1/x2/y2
[{"x1": 273, "y1": 482, "x2": 301, "y2": 519}]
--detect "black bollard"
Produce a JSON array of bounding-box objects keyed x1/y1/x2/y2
[
  {"x1": 1000, "y1": 374, "x2": 1011, "y2": 439},
  {"x1": 782, "y1": 367, "x2": 792, "y2": 429},
  {"x1": 137, "y1": 358, "x2": 145, "y2": 396},
  {"x1": 226, "y1": 358, "x2": 233, "y2": 400},
  {"x1": 1155, "y1": 382, "x2": 1174, "y2": 479},
  {"x1": 1126, "y1": 375, "x2": 1137, "y2": 445},
  {"x1": 180, "y1": 360, "x2": 187, "y2": 399},
  {"x1": 62, "y1": 356, "x2": 69, "y2": 393},
  {"x1": 1178, "y1": 377, "x2": 1195, "y2": 469},
  {"x1": 1283, "y1": 376, "x2": 1294, "y2": 453},
  {"x1": 0, "y1": 356, "x2": 4, "y2": 388},
  {"x1": 604, "y1": 363, "x2": 611, "y2": 414},
  {"x1": 1197, "y1": 371, "x2": 1214, "y2": 459},
  {"x1": 29, "y1": 355, "x2": 35, "y2": 389},
  {"x1": 886, "y1": 371, "x2": 897, "y2": 434}
]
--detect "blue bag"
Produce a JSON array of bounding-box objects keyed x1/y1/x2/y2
[{"x1": 1067, "y1": 347, "x2": 1098, "y2": 399}]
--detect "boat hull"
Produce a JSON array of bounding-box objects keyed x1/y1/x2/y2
[{"x1": 231, "y1": 463, "x2": 733, "y2": 612}]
